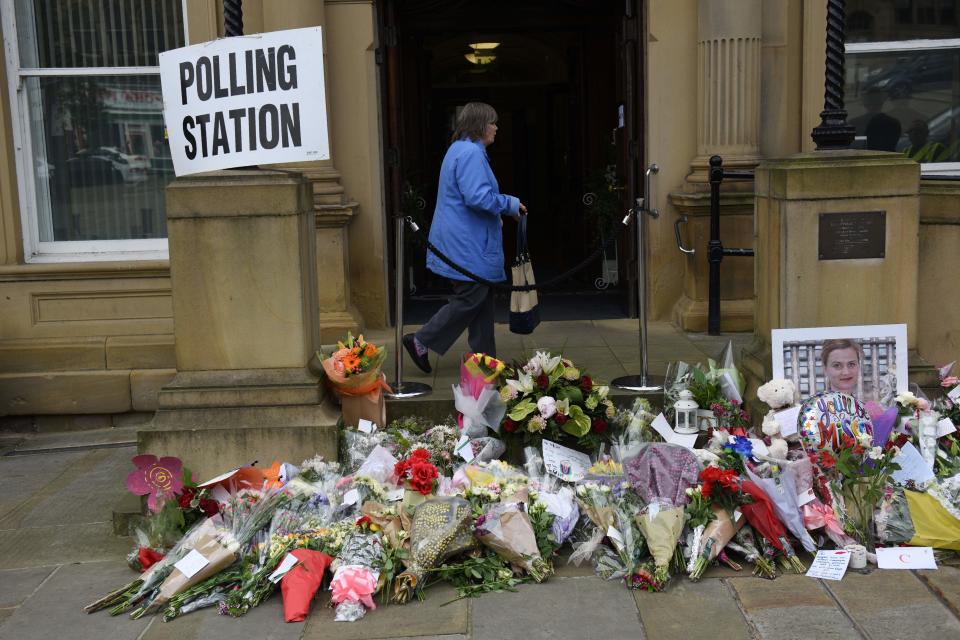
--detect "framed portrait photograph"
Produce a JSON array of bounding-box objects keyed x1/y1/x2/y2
[{"x1": 771, "y1": 324, "x2": 908, "y2": 405}]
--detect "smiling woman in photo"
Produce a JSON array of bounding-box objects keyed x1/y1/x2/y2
[{"x1": 821, "y1": 339, "x2": 864, "y2": 396}]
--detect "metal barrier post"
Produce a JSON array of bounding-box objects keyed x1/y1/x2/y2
[
  {"x1": 386, "y1": 216, "x2": 431, "y2": 399},
  {"x1": 612, "y1": 164, "x2": 663, "y2": 393}
]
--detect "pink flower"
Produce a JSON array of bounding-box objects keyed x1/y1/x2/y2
[
  {"x1": 942, "y1": 376, "x2": 959, "y2": 388},
  {"x1": 126, "y1": 454, "x2": 184, "y2": 512}
]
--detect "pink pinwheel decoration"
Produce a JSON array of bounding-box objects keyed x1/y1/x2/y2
[{"x1": 126, "y1": 454, "x2": 184, "y2": 511}]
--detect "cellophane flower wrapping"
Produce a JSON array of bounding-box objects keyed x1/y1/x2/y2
[
  {"x1": 320, "y1": 334, "x2": 387, "y2": 395},
  {"x1": 688, "y1": 503, "x2": 744, "y2": 579},
  {"x1": 745, "y1": 466, "x2": 817, "y2": 553},
  {"x1": 339, "y1": 430, "x2": 398, "y2": 475},
  {"x1": 476, "y1": 501, "x2": 551, "y2": 582},
  {"x1": 876, "y1": 488, "x2": 916, "y2": 544},
  {"x1": 737, "y1": 478, "x2": 805, "y2": 572},
  {"x1": 330, "y1": 531, "x2": 384, "y2": 621},
  {"x1": 392, "y1": 497, "x2": 476, "y2": 604},
  {"x1": 281, "y1": 549, "x2": 333, "y2": 622}
]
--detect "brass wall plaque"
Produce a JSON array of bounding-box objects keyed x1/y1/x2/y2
[{"x1": 818, "y1": 211, "x2": 886, "y2": 260}]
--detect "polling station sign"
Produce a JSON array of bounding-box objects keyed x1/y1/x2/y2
[{"x1": 159, "y1": 27, "x2": 328, "y2": 176}]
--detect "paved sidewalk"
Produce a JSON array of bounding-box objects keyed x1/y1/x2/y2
[{"x1": 2, "y1": 320, "x2": 959, "y2": 639}]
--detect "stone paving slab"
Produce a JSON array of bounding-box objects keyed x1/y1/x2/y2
[
  {"x1": 0, "y1": 450, "x2": 88, "y2": 519},
  {"x1": 471, "y1": 576, "x2": 642, "y2": 640},
  {"x1": 634, "y1": 578, "x2": 750, "y2": 640},
  {"x1": 141, "y1": 592, "x2": 304, "y2": 640},
  {"x1": 1, "y1": 446, "x2": 133, "y2": 529},
  {"x1": 728, "y1": 575, "x2": 862, "y2": 639},
  {"x1": 0, "y1": 522, "x2": 131, "y2": 570},
  {"x1": 916, "y1": 566, "x2": 960, "y2": 617},
  {"x1": 302, "y1": 584, "x2": 469, "y2": 640},
  {"x1": 824, "y1": 569, "x2": 960, "y2": 639},
  {"x1": 0, "y1": 561, "x2": 151, "y2": 640},
  {"x1": 0, "y1": 566, "x2": 57, "y2": 608}
]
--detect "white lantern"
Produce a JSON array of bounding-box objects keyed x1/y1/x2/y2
[{"x1": 674, "y1": 389, "x2": 699, "y2": 435}]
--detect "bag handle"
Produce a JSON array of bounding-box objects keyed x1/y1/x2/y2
[{"x1": 514, "y1": 214, "x2": 529, "y2": 263}]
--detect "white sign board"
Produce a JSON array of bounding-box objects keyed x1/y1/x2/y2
[{"x1": 159, "y1": 27, "x2": 329, "y2": 175}]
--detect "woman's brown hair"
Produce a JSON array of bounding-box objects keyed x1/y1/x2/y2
[
  {"x1": 820, "y1": 339, "x2": 864, "y2": 368},
  {"x1": 450, "y1": 102, "x2": 498, "y2": 143}
]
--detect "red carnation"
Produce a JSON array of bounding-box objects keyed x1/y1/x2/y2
[
  {"x1": 580, "y1": 375, "x2": 593, "y2": 393},
  {"x1": 537, "y1": 374, "x2": 549, "y2": 389},
  {"x1": 198, "y1": 498, "x2": 220, "y2": 517},
  {"x1": 554, "y1": 413, "x2": 568, "y2": 426},
  {"x1": 503, "y1": 419, "x2": 518, "y2": 433},
  {"x1": 592, "y1": 417, "x2": 608, "y2": 434},
  {"x1": 177, "y1": 489, "x2": 195, "y2": 510}
]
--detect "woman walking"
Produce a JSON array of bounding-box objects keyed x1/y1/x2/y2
[{"x1": 403, "y1": 102, "x2": 526, "y2": 372}]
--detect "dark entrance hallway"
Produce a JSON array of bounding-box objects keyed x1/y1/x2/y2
[{"x1": 380, "y1": 0, "x2": 643, "y2": 323}]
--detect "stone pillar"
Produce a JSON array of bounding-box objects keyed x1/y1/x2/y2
[
  {"x1": 742, "y1": 151, "x2": 923, "y2": 407},
  {"x1": 141, "y1": 171, "x2": 339, "y2": 478},
  {"x1": 669, "y1": 0, "x2": 762, "y2": 331},
  {"x1": 690, "y1": 0, "x2": 763, "y2": 179},
  {"x1": 316, "y1": 203, "x2": 363, "y2": 342}
]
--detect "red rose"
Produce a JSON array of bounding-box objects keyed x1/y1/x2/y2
[
  {"x1": 580, "y1": 375, "x2": 593, "y2": 393},
  {"x1": 592, "y1": 418, "x2": 608, "y2": 434},
  {"x1": 410, "y1": 461, "x2": 438, "y2": 495},
  {"x1": 554, "y1": 414, "x2": 568, "y2": 426},
  {"x1": 503, "y1": 419, "x2": 518, "y2": 433},
  {"x1": 537, "y1": 374, "x2": 549, "y2": 389},
  {"x1": 394, "y1": 458, "x2": 412, "y2": 480},
  {"x1": 411, "y1": 448, "x2": 431, "y2": 462},
  {"x1": 177, "y1": 489, "x2": 195, "y2": 510},
  {"x1": 137, "y1": 547, "x2": 165, "y2": 571},
  {"x1": 199, "y1": 498, "x2": 220, "y2": 517}
]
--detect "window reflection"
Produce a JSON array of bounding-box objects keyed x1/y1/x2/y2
[{"x1": 847, "y1": 0, "x2": 960, "y2": 43}]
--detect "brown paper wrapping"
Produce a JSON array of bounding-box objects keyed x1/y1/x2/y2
[
  {"x1": 576, "y1": 498, "x2": 617, "y2": 532},
  {"x1": 361, "y1": 501, "x2": 409, "y2": 553},
  {"x1": 477, "y1": 508, "x2": 542, "y2": 572},
  {"x1": 149, "y1": 526, "x2": 241, "y2": 613},
  {"x1": 340, "y1": 389, "x2": 386, "y2": 428},
  {"x1": 703, "y1": 504, "x2": 745, "y2": 562}
]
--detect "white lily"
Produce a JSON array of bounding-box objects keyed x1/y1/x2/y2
[
  {"x1": 534, "y1": 351, "x2": 562, "y2": 376},
  {"x1": 506, "y1": 371, "x2": 535, "y2": 395},
  {"x1": 555, "y1": 398, "x2": 570, "y2": 415}
]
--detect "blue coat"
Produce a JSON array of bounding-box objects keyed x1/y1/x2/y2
[{"x1": 426, "y1": 139, "x2": 520, "y2": 282}]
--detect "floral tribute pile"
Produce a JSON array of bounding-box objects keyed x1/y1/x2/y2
[{"x1": 87, "y1": 344, "x2": 960, "y2": 627}]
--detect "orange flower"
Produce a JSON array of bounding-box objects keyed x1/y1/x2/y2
[
  {"x1": 363, "y1": 343, "x2": 377, "y2": 357},
  {"x1": 342, "y1": 354, "x2": 361, "y2": 370}
]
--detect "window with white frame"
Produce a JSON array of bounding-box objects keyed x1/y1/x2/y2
[
  {"x1": 846, "y1": 0, "x2": 960, "y2": 175},
  {"x1": 2, "y1": 0, "x2": 186, "y2": 261}
]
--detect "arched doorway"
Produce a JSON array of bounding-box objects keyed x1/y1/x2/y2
[{"x1": 379, "y1": 0, "x2": 644, "y2": 324}]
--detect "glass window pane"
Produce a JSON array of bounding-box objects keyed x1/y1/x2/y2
[
  {"x1": 847, "y1": 0, "x2": 960, "y2": 42},
  {"x1": 15, "y1": 0, "x2": 184, "y2": 68},
  {"x1": 847, "y1": 49, "x2": 960, "y2": 162},
  {"x1": 25, "y1": 76, "x2": 171, "y2": 242}
]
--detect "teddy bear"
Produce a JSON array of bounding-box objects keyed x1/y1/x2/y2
[{"x1": 756, "y1": 378, "x2": 796, "y2": 459}]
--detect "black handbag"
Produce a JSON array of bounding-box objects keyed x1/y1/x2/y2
[{"x1": 509, "y1": 215, "x2": 540, "y2": 334}]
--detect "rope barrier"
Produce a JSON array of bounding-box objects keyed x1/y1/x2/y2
[{"x1": 405, "y1": 216, "x2": 628, "y2": 292}]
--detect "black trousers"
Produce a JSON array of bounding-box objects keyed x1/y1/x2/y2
[{"x1": 416, "y1": 280, "x2": 496, "y2": 357}]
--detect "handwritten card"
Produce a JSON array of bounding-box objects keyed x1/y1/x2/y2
[
  {"x1": 357, "y1": 419, "x2": 376, "y2": 434},
  {"x1": 197, "y1": 467, "x2": 241, "y2": 488},
  {"x1": 774, "y1": 405, "x2": 802, "y2": 438},
  {"x1": 891, "y1": 442, "x2": 936, "y2": 486},
  {"x1": 174, "y1": 549, "x2": 210, "y2": 579},
  {"x1": 877, "y1": 546, "x2": 937, "y2": 570},
  {"x1": 651, "y1": 413, "x2": 698, "y2": 449},
  {"x1": 542, "y1": 439, "x2": 592, "y2": 483},
  {"x1": 268, "y1": 553, "x2": 299, "y2": 583},
  {"x1": 455, "y1": 435, "x2": 476, "y2": 463},
  {"x1": 806, "y1": 550, "x2": 851, "y2": 581},
  {"x1": 797, "y1": 487, "x2": 817, "y2": 507},
  {"x1": 937, "y1": 417, "x2": 957, "y2": 437},
  {"x1": 749, "y1": 438, "x2": 770, "y2": 457},
  {"x1": 949, "y1": 385, "x2": 960, "y2": 403}
]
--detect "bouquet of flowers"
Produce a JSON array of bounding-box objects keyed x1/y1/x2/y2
[
  {"x1": 330, "y1": 530, "x2": 385, "y2": 622},
  {"x1": 475, "y1": 500, "x2": 553, "y2": 582},
  {"x1": 394, "y1": 448, "x2": 440, "y2": 497},
  {"x1": 455, "y1": 353, "x2": 507, "y2": 438},
  {"x1": 830, "y1": 432, "x2": 901, "y2": 548},
  {"x1": 392, "y1": 497, "x2": 476, "y2": 603},
  {"x1": 499, "y1": 351, "x2": 617, "y2": 454},
  {"x1": 321, "y1": 332, "x2": 387, "y2": 391}
]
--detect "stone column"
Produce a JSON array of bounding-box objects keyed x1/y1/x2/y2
[
  {"x1": 258, "y1": 0, "x2": 366, "y2": 337},
  {"x1": 690, "y1": 0, "x2": 763, "y2": 179},
  {"x1": 142, "y1": 171, "x2": 339, "y2": 478},
  {"x1": 669, "y1": 0, "x2": 762, "y2": 331}
]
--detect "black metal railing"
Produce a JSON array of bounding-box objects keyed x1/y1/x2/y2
[{"x1": 707, "y1": 155, "x2": 755, "y2": 336}]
